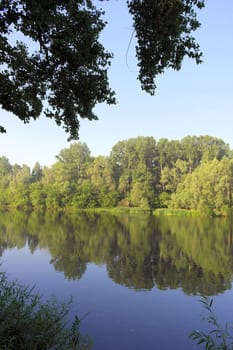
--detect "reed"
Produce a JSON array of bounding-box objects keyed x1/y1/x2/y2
[{"x1": 0, "y1": 271, "x2": 91, "y2": 350}]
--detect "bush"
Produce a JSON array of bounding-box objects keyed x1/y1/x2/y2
[{"x1": 0, "y1": 271, "x2": 91, "y2": 350}]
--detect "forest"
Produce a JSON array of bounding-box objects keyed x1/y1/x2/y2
[{"x1": 0, "y1": 135, "x2": 233, "y2": 216}]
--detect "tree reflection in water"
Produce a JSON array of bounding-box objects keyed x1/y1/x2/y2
[{"x1": 0, "y1": 210, "x2": 233, "y2": 295}]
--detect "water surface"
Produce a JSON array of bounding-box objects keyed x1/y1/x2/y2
[{"x1": 1, "y1": 211, "x2": 233, "y2": 349}]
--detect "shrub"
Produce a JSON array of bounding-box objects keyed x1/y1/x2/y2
[{"x1": 0, "y1": 271, "x2": 91, "y2": 350}]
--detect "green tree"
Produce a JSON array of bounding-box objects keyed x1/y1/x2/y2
[
  {"x1": 199, "y1": 135, "x2": 231, "y2": 162},
  {"x1": 88, "y1": 155, "x2": 116, "y2": 191},
  {"x1": 30, "y1": 182, "x2": 46, "y2": 210},
  {"x1": 55, "y1": 142, "x2": 91, "y2": 184},
  {"x1": 98, "y1": 188, "x2": 119, "y2": 208},
  {"x1": 170, "y1": 158, "x2": 233, "y2": 215},
  {"x1": 31, "y1": 162, "x2": 43, "y2": 182},
  {"x1": 72, "y1": 181, "x2": 99, "y2": 209},
  {"x1": 180, "y1": 135, "x2": 230, "y2": 172},
  {"x1": 88, "y1": 155, "x2": 118, "y2": 207},
  {"x1": 45, "y1": 183, "x2": 64, "y2": 209},
  {"x1": 9, "y1": 164, "x2": 31, "y2": 187},
  {"x1": 130, "y1": 182, "x2": 150, "y2": 209},
  {"x1": 110, "y1": 136, "x2": 158, "y2": 207},
  {"x1": 0, "y1": 0, "x2": 115, "y2": 139},
  {"x1": 10, "y1": 184, "x2": 31, "y2": 209},
  {"x1": 0, "y1": 0, "x2": 204, "y2": 138},
  {"x1": 157, "y1": 138, "x2": 182, "y2": 172},
  {"x1": 160, "y1": 159, "x2": 188, "y2": 193},
  {"x1": 0, "y1": 156, "x2": 11, "y2": 177},
  {"x1": 0, "y1": 156, "x2": 12, "y2": 189},
  {"x1": 0, "y1": 188, "x2": 11, "y2": 206},
  {"x1": 180, "y1": 136, "x2": 201, "y2": 172},
  {"x1": 128, "y1": 0, "x2": 204, "y2": 94}
]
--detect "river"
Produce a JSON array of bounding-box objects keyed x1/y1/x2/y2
[{"x1": 1, "y1": 210, "x2": 233, "y2": 349}]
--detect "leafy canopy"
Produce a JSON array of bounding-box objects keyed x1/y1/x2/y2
[{"x1": 0, "y1": 0, "x2": 205, "y2": 139}]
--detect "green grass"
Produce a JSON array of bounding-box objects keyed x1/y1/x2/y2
[
  {"x1": 72, "y1": 207, "x2": 152, "y2": 215},
  {"x1": 153, "y1": 208, "x2": 199, "y2": 217},
  {"x1": 0, "y1": 270, "x2": 91, "y2": 350}
]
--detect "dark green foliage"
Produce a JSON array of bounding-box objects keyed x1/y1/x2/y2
[
  {"x1": 190, "y1": 296, "x2": 233, "y2": 349},
  {"x1": 127, "y1": 0, "x2": 204, "y2": 94},
  {"x1": 0, "y1": 1, "x2": 205, "y2": 138},
  {"x1": 0, "y1": 0, "x2": 115, "y2": 139},
  {"x1": 0, "y1": 270, "x2": 91, "y2": 349}
]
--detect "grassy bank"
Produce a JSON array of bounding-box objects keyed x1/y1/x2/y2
[
  {"x1": 153, "y1": 207, "x2": 233, "y2": 217},
  {"x1": 2, "y1": 205, "x2": 232, "y2": 217},
  {"x1": 80, "y1": 207, "x2": 151, "y2": 215},
  {"x1": 153, "y1": 208, "x2": 200, "y2": 217}
]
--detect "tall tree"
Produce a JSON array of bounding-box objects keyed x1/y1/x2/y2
[
  {"x1": 88, "y1": 155, "x2": 115, "y2": 191},
  {"x1": 0, "y1": 156, "x2": 12, "y2": 189},
  {"x1": 170, "y1": 158, "x2": 233, "y2": 215},
  {"x1": 55, "y1": 142, "x2": 91, "y2": 183},
  {"x1": 31, "y1": 162, "x2": 43, "y2": 182},
  {"x1": 110, "y1": 136, "x2": 158, "y2": 207}
]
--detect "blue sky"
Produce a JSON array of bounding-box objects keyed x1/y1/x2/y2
[{"x1": 0, "y1": 1, "x2": 233, "y2": 168}]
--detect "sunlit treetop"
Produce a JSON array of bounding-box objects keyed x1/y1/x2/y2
[{"x1": 0, "y1": 0, "x2": 205, "y2": 139}]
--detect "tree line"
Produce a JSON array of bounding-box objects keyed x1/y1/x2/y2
[{"x1": 0, "y1": 134, "x2": 232, "y2": 215}]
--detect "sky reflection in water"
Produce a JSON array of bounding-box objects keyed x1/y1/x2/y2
[{"x1": 1, "y1": 211, "x2": 233, "y2": 350}]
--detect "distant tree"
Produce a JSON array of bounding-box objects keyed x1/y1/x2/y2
[
  {"x1": 0, "y1": 156, "x2": 11, "y2": 177},
  {"x1": 2, "y1": 134, "x2": 232, "y2": 213},
  {"x1": 130, "y1": 182, "x2": 150, "y2": 209},
  {"x1": 10, "y1": 164, "x2": 31, "y2": 187},
  {"x1": 11, "y1": 184, "x2": 31, "y2": 208},
  {"x1": 72, "y1": 181, "x2": 99, "y2": 209},
  {"x1": 0, "y1": 0, "x2": 204, "y2": 139},
  {"x1": 160, "y1": 159, "x2": 189, "y2": 193},
  {"x1": 0, "y1": 156, "x2": 12, "y2": 189},
  {"x1": 30, "y1": 182, "x2": 46, "y2": 209},
  {"x1": 156, "y1": 138, "x2": 182, "y2": 172},
  {"x1": 180, "y1": 135, "x2": 230, "y2": 172},
  {"x1": 98, "y1": 188, "x2": 119, "y2": 208},
  {"x1": 198, "y1": 135, "x2": 231, "y2": 162},
  {"x1": 45, "y1": 183, "x2": 64, "y2": 209},
  {"x1": 31, "y1": 162, "x2": 43, "y2": 182},
  {"x1": 180, "y1": 136, "x2": 201, "y2": 172},
  {"x1": 55, "y1": 142, "x2": 91, "y2": 184},
  {"x1": 170, "y1": 158, "x2": 233, "y2": 215},
  {"x1": 110, "y1": 136, "x2": 158, "y2": 207},
  {"x1": 88, "y1": 155, "x2": 116, "y2": 191}
]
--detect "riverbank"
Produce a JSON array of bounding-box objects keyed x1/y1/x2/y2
[
  {"x1": 1, "y1": 205, "x2": 232, "y2": 217},
  {"x1": 153, "y1": 208, "x2": 200, "y2": 217}
]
